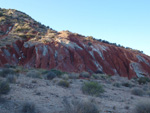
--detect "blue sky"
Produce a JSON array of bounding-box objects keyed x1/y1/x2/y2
[{"x1": 1, "y1": 0, "x2": 150, "y2": 56}]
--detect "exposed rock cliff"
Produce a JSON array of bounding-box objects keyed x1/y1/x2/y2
[{"x1": 0, "y1": 8, "x2": 150, "y2": 78}]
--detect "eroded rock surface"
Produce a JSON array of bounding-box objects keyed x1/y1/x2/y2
[{"x1": 0, "y1": 8, "x2": 150, "y2": 78}]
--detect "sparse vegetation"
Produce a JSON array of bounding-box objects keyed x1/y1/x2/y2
[
  {"x1": 122, "y1": 82, "x2": 133, "y2": 88},
  {"x1": 82, "y1": 81, "x2": 104, "y2": 96},
  {"x1": 0, "y1": 68, "x2": 17, "y2": 77},
  {"x1": 138, "y1": 77, "x2": 150, "y2": 84},
  {"x1": 113, "y1": 82, "x2": 121, "y2": 88},
  {"x1": 0, "y1": 12, "x2": 3, "y2": 16},
  {"x1": 80, "y1": 71, "x2": 90, "y2": 78},
  {"x1": 26, "y1": 71, "x2": 42, "y2": 79},
  {"x1": 131, "y1": 88, "x2": 144, "y2": 96},
  {"x1": 50, "y1": 69, "x2": 63, "y2": 77},
  {"x1": 92, "y1": 74, "x2": 100, "y2": 79},
  {"x1": 22, "y1": 102, "x2": 35, "y2": 113},
  {"x1": 63, "y1": 98, "x2": 99, "y2": 113},
  {"x1": 0, "y1": 81, "x2": 10, "y2": 95},
  {"x1": 58, "y1": 80, "x2": 70, "y2": 88},
  {"x1": 135, "y1": 101, "x2": 150, "y2": 113},
  {"x1": 69, "y1": 73, "x2": 79, "y2": 79}
]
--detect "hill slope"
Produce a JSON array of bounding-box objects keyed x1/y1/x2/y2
[{"x1": 0, "y1": 8, "x2": 150, "y2": 79}]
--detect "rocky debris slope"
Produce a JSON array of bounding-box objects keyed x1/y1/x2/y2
[{"x1": 0, "y1": 8, "x2": 150, "y2": 78}]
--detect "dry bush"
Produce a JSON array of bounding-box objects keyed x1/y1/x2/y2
[
  {"x1": 63, "y1": 98, "x2": 99, "y2": 113},
  {"x1": 22, "y1": 102, "x2": 35, "y2": 113},
  {"x1": 69, "y1": 73, "x2": 79, "y2": 79},
  {"x1": 80, "y1": 71, "x2": 90, "y2": 78},
  {"x1": 131, "y1": 88, "x2": 144, "y2": 96},
  {"x1": 135, "y1": 101, "x2": 150, "y2": 113},
  {"x1": 26, "y1": 70, "x2": 41, "y2": 79},
  {"x1": 6, "y1": 74, "x2": 17, "y2": 83}
]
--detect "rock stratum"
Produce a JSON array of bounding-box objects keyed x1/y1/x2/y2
[{"x1": 0, "y1": 8, "x2": 150, "y2": 79}]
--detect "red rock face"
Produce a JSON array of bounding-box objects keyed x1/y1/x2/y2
[{"x1": 0, "y1": 29, "x2": 150, "y2": 79}]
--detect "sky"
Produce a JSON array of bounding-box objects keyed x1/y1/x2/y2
[{"x1": 1, "y1": 0, "x2": 150, "y2": 56}]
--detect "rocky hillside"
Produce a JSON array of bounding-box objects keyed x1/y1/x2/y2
[{"x1": 0, "y1": 8, "x2": 150, "y2": 79}]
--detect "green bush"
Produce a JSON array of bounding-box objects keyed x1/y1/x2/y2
[
  {"x1": 51, "y1": 69, "x2": 63, "y2": 77},
  {"x1": 0, "y1": 81, "x2": 10, "y2": 94},
  {"x1": 131, "y1": 88, "x2": 144, "y2": 96},
  {"x1": 0, "y1": 12, "x2": 3, "y2": 16},
  {"x1": 135, "y1": 101, "x2": 150, "y2": 113},
  {"x1": 22, "y1": 102, "x2": 35, "y2": 113},
  {"x1": 63, "y1": 98, "x2": 99, "y2": 113},
  {"x1": 82, "y1": 81, "x2": 104, "y2": 96},
  {"x1": 58, "y1": 80, "x2": 70, "y2": 88},
  {"x1": 138, "y1": 77, "x2": 150, "y2": 84},
  {"x1": 0, "y1": 68, "x2": 17, "y2": 77},
  {"x1": 45, "y1": 71, "x2": 57, "y2": 80}
]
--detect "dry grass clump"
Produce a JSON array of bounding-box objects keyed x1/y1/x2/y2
[
  {"x1": 26, "y1": 70, "x2": 42, "y2": 79},
  {"x1": 80, "y1": 71, "x2": 90, "y2": 78},
  {"x1": 134, "y1": 100, "x2": 150, "y2": 113},
  {"x1": 63, "y1": 98, "x2": 99, "y2": 113},
  {"x1": 131, "y1": 88, "x2": 144, "y2": 96},
  {"x1": 69, "y1": 73, "x2": 79, "y2": 79}
]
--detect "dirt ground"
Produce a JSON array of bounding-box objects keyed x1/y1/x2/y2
[{"x1": 0, "y1": 70, "x2": 150, "y2": 113}]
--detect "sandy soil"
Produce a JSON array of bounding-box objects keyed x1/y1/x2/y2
[{"x1": 0, "y1": 72, "x2": 150, "y2": 113}]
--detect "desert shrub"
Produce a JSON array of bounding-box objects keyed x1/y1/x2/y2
[
  {"x1": 61, "y1": 74, "x2": 69, "y2": 80},
  {"x1": 0, "y1": 81, "x2": 10, "y2": 94},
  {"x1": 26, "y1": 71, "x2": 41, "y2": 79},
  {"x1": 6, "y1": 74, "x2": 17, "y2": 83},
  {"x1": 51, "y1": 69, "x2": 63, "y2": 77},
  {"x1": 22, "y1": 102, "x2": 35, "y2": 113},
  {"x1": 113, "y1": 82, "x2": 121, "y2": 88},
  {"x1": 80, "y1": 71, "x2": 90, "y2": 78},
  {"x1": 100, "y1": 74, "x2": 110, "y2": 80},
  {"x1": 122, "y1": 82, "x2": 133, "y2": 88},
  {"x1": 0, "y1": 12, "x2": 3, "y2": 16},
  {"x1": 58, "y1": 80, "x2": 70, "y2": 88},
  {"x1": 63, "y1": 98, "x2": 99, "y2": 113},
  {"x1": 92, "y1": 74, "x2": 101, "y2": 79},
  {"x1": 138, "y1": 77, "x2": 150, "y2": 84},
  {"x1": 45, "y1": 71, "x2": 57, "y2": 80},
  {"x1": 0, "y1": 68, "x2": 17, "y2": 77},
  {"x1": 134, "y1": 101, "x2": 150, "y2": 113},
  {"x1": 88, "y1": 42, "x2": 92, "y2": 46},
  {"x1": 131, "y1": 88, "x2": 144, "y2": 96},
  {"x1": 82, "y1": 81, "x2": 104, "y2": 96},
  {"x1": 69, "y1": 73, "x2": 79, "y2": 79}
]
